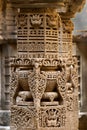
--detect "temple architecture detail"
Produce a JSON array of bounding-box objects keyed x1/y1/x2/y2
[{"x1": 1, "y1": 0, "x2": 84, "y2": 130}]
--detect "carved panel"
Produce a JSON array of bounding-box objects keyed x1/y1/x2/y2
[
  {"x1": 28, "y1": 71, "x2": 47, "y2": 100},
  {"x1": 11, "y1": 106, "x2": 36, "y2": 129},
  {"x1": 16, "y1": 9, "x2": 62, "y2": 58},
  {"x1": 39, "y1": 107, "x2": 66, "y2": 128}
]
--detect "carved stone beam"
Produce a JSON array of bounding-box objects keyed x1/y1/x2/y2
[
  {"x1": 8, "y1": 0, "x2": 86, "y2": 16},
  {"x1": 8, "y1": 0, "x2": 68, "y2": 12}
]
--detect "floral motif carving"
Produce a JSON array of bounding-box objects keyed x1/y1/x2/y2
[
  {"x1": 66, "y1": 96, "x2": 74, "y2": 111},
  {"x1": 57, "y1": 69, "x2": 66, "y2": 99},
  {"x1": 28, "y1": 70, "x2": 47, "y2": 107},
  {"x1": 11, "y1": 106, "x2": 36, "y2": 129}
]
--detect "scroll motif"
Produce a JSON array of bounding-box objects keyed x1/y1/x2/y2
[
  {"x1": 28, "y1": 71, "x2": 47, "y2": 105},
  {"x1": 11, "y1": 106, "x2": 36, "y2": 129},
  {"x1": 66, "y1": 96, "x2": 74, "y2": 111},
  {"x1": 57, "y1": 69, "x2": 66, "y2": 99}
]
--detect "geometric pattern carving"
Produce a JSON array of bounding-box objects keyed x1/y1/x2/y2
[
  {"x1": 17, "y1": 9, "x2": 59, "y2": 59},
  {"x1": 10, "y1": 7, "x2": 79, "y2": 130}
]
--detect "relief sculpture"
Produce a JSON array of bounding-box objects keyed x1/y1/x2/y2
[{"x1": 10, "y1": 4, "x2": 80, "y2": 130}]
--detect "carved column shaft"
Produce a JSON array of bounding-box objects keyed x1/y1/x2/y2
[{"x1": 9, "y1": 1, "x2": 85, "y2": 130}]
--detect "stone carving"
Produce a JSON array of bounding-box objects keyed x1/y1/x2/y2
[
  {"x1": 39, "y1": 107, "x2": 66, "y2": 127},
  {"x1": 62, "y1": 20, "x2": 74, "y2": 33},
  {"x1": 66, "y1": 57, "x2": 78, "y2": 89},
  {"x1": 17, "y1": 10, "x2": 61, "y2": 58},
  {"x1": 66, "y1": 0, "x2": 86, "y2": 16},
  {"x1": 10, "y1": 67, "x2": 34, "y2": 105},
  {"x1": 11, "y1": 106, "x2": 36, "y2": 129},
  {"x1": 10, "y1": 71, "x2": 19, "y2": 105},
  {"x1": 17, "y1": 91, "x2": 32, "y2": 102},
  {"x1": 30, "y1": 14, "x2": 42, "y2": 27},
  {"x1": 66, "y1": 96, "x2": 74, "y2": 111},
  {"x1": 18, "y1": 14, "x2": 28, "y2": 27},
  {"x1": 46, "y1": 14, "x2": 57, "y2": 28},
  {"x1": 57, "y1": 69, "x2": 66, "y2": 100},
  {"x1": 10, "y1": 5, "x2": 79, "y2": 130},
  {"x1": 28, "y1": 70, "x2": 47, "y2": 107}
]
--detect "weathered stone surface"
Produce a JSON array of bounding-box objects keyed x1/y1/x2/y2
[
  {"x1": 0, "y1": 0, "x2": 85, "y2": 130},
  {"x1": 0, "y1": 111, "x2": 10, "y2": 126},
  {"x1": 9, "y1": 2, "x2": 81, "y2": 129}
]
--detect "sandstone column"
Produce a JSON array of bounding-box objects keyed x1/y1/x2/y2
[{"x1": 9, "y1": 0, "x2": 86, "y2": 130}]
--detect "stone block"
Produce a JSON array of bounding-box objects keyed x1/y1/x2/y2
[{"x1": 0, "y1": 111, "x2": 10, "y2": 126}]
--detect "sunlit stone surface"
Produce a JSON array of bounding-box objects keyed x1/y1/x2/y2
[{"x1": 0, "y1": 0, "x2": 86, "y2": 130}]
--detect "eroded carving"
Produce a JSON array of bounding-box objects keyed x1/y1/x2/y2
[
  {"x1": 17, "y1": 14, "x2": 28, "y2": 27},
  {"x1": 46, "y1": 14, "x2": 57, "y2": 28}
]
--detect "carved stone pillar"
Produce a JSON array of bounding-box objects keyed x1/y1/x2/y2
[{"x1": 9, "y1": 1, "x2": 86, "y2": 130}]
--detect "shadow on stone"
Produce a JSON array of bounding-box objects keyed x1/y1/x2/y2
[{"x1": 79, "y1": 115, "x2": 87, "y2": 130}]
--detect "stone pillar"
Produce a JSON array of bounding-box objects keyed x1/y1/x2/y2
[
  {"x1": 0, "y1": 47, "x2": 1, "y2": 109},
  {"x1": 0, "y1": 0, "x2": 6, "y2": 40},
  {"x1": 9, "y1": 1, "x2": 86, "y2": 130},
  {"x1": 73, "y1": 34, "x2": 87, "y2": 130},
  {"x1": 5, "y1": 1, "x2": 17, "y2": 40},
  {"x1": 73, "y1": 35, "x2": 87, "y2": 113},
  {"x1": 80, "y1": 56, "x2": 87, "y2": 112}
]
